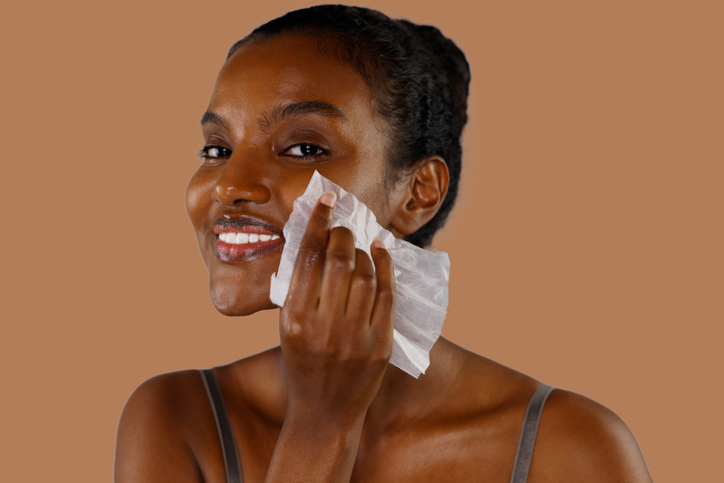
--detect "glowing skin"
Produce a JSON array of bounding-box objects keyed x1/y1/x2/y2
[
  {"x1": 115, "y1": 32, "x2": 653, "y2": 483},
  {"x1": 185, "y1": 36, "x2": 405, "y2": 316}
]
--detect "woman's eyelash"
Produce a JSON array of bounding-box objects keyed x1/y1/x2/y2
[
  {"x1": 197, "y1": 146, "x2": 231, "y2": 160},
  {"x1": 282, "y1": 143, "x2": 327, "y2": 159},
  {"x1": 196, "y1": 143, "x2": 326, "y2": 162}
]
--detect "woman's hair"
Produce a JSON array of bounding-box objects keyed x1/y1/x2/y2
[{"x1": 228, "y1": 5, "x2": 470, "y2": 248}]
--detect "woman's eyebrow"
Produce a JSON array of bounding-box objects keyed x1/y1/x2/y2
[
  {"x1": 200, "y1": 111, "x2": 230, "y2": 130},
  {"x1": 258, "y1": 101, "x2": 347, "y2": 130},
  {"x1": 200, "y1": 101, "x2": 346, "y2": 131}
]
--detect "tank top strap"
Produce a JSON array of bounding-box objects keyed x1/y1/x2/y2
[
  {"x1": 510, "y1": 384, "x2": 555, "y2": 483},
  {"x1": 200, "y1": 369, "x2": 243, "y2": 483}
]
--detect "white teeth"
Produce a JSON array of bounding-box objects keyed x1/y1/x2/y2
[{"x1": 220, "y1": 232, "x2": 281, "y2": 244}]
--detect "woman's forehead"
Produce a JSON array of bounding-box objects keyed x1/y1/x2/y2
[{"x1": 209, "y1": 35, "x2": 375, "y2": 117}]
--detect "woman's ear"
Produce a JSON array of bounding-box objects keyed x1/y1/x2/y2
[{"x1": 389, "y1": 156, "x2": 449, "y2": 236}]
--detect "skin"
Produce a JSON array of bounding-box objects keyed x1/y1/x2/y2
[{"x1": 115, "y1": 35, "x2": 653, "y2": 482}]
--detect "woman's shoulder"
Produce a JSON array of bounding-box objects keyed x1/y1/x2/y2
[
  {"x1": 115, "y1": 369, "x2": 212, "y2": 482},
  {"x1": 530, "y1": 387, "x2": 653, "y2": 481},
  {"x1": 446, "y1": 343, "x2": 652, "y2": 481},
  {"x1": 124, "y1": 367, "x2": 206, "y2": 408},
  {"x1": 119, "y1": 347, "x2": 283, "y2": 426},
  {"x1": 115, "y1": 349, "x2": 282, "y2": 482}
]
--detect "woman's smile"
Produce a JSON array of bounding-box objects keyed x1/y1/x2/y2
[
  {"x1": 213, "y1": 215, "x2": 285, "y2": 262},
  {"x1": 185, "y1": 34, "x2": 397, "y2": 316}
]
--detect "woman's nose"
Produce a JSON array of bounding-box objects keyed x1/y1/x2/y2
[{"x1": 213, "y1": 153, "x2": 272, "y2": 207}]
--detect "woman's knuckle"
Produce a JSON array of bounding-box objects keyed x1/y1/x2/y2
[
  {"x1": 354, "y1": 272, "x2": 376, "y2": 289},
  {"x1": 298, "y1": 243, "x2": 324, "y2": 264},
  {"x1": 380, "y1": 346, "x2": 393, "y2": 363},
  {"x1": 369, "y1": 348, "x2": 390, "y2": 366},
  {"x1": 328, "y1": 253, "x2": 355, "y2": 272},
  {"x1": 371, "y1": 337, "x2": 392, "y2": 360},
  {"x1": 280, "y1": 312, "x2": 305, "y2": 337},
  {"x1": 378, "y1": 287, "x2": 395, "y2": 305}
]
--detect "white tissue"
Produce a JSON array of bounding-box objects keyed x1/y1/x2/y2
[{"x1": 270, "y1": 171, "x2": 450, "y2": 378}]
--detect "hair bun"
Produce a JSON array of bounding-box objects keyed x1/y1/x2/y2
[{"x1": 400, "y1": 21, "x2": 471, "y2": 130}]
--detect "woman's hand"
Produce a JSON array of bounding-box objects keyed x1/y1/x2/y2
[
  {"x1": 281, "y1": 190, "x2": 395, "y2": 423},
  {"x1": 266, "y1": 191, "x2": 395, "y2": 482}
]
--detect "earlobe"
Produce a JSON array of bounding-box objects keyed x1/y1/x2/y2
[{"x1": 390, "y1": 157, "x2": 449, "y2": 236}]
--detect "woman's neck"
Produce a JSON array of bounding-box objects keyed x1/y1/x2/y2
[
  {"x1": 237, "y1": 336, "x2": 472, "y2": 431},
  {"x1": 364, "y1": 337, "x2": 470, "y2": 428}
]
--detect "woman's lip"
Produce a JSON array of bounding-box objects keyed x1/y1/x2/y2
[
  {"x1": 215, "y1": 236, "x2": 285, "y2": 262},
  {"x1": 213, "y1": 215, "x2": 284, "y2": 236},
  {"x1": 212, "y1": 215, "x2": 286, "y2": 262}
]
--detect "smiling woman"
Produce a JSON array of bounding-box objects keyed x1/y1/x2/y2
[
  {"x1": 114, "y1": 5, "x2": 653, "y2": 482},
  {"x1": 186, "y1": 33, "x2": 396, "y2": 317}
]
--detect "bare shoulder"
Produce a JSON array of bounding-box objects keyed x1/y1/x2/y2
[
  {"x1": 114, "y1": 350, "x2": 282, "y2": 483},
  {"x1": 531, "y1": 388, "x2": 653, "y2": 482},
  {"x1": 436, "y1": 341, "x2": 652, "y2": 481},
  {"x1": 114, "y1": 369, "x2": 216, "y2": 483}
]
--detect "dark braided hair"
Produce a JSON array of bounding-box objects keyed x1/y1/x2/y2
[{"x1": 228, "y1": 5, "x2": 470, "y2": 248}]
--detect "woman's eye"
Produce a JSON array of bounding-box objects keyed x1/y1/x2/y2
[
  {"x1": 282, "y1": 143, "x2": 325, "y2": 159},
  {"x1": 198, "y1": 146, "x2": 231, "y2": 163}
]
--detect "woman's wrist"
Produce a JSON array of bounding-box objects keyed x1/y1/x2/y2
[
  {"x1": 265, "y1": 406, "x2": 365, "y2": 482},
  {"x1": 284, "y1": 402, "x2": 367, "y2": 439}
]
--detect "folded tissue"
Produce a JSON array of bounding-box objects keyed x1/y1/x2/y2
[{"x1": 269, "y1": 171, "x2": 450, "y2": 378}]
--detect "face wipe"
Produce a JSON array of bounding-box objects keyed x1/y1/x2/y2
[{"x1": 270, "y1": 171, "x2": 450, "y2": 378}]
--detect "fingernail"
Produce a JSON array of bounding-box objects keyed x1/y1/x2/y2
[
  {"x1": 319, "y1": 191, "x2": 337, "y2": 208},
  {"x1": 372, "y1": 237, "x2": 386, "y2": 249}
]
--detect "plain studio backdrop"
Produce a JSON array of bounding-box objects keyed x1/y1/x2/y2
[{"x1": 1, "y1": 1, "x2": 721, "y2": 481}]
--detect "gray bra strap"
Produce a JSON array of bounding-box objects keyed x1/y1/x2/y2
[
  {"x1": 510, "y1": 384, "x2": 555, "y2": 483},
  {"x1": 200, "y1": 369, "x2": 243, "y2": 483}
]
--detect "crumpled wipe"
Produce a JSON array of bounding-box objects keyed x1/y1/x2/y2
[{"x1": 270, "y1": 171, "x2": 450, "y2": 378}]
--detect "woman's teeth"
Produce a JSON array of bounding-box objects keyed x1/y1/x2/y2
[{"x1": 218, "y1": 232, "x2": 281, "y2": 244}]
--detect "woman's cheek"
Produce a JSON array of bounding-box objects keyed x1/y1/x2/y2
[
  {"x1": 185, "y1": 170, "x2": 213, "y2": 228},
  {"x1": 184, "y1": 169, "x2": 217, "y2": 271}
]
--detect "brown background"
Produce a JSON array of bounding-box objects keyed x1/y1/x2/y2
[{"x1": 2, "y1": 0, "x2": 721, "y2": 481}]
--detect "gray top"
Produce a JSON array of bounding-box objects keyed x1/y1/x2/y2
[
  {"x1": 200, "y1": 369, "x2": 554, "y2": 483},
  {"x1": 201, "y1": 369, "x2": 243, "y2": 483},
  {"x1": 510, "y1": 384, "x2": 555, "y2": 483}
]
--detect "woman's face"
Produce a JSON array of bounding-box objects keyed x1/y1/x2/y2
[{"x1": 186, "y1": 35, "x2": 404, "y2": 316}]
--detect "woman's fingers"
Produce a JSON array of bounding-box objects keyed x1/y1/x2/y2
[
  {"x1": 369, "y1": 239, "x2": 396, "y2": 331},
  {"x1": 279, "y1": 217, "x2": 396, "y2": 426},
  {"x1": 344, "y1": 249, "x2": 376, "y2": 323},
  {"x1": 282, "y1": 189, "x2": 394, "y2": 363},
  {"x1": 285, "y1": 191, "x2": 337, "y2": 310},
  {"x1": 318, "y1": 227, "x2": 356, "y2": 318}
]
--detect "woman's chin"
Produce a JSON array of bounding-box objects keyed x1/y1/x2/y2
[
  {"x1": 209, "y1": 284, "x2": 277, "y2": 316},
  {"x1": 209, "y1": 271, "x2": 277, "y2": 317},
  {"x1": 211, "y1": 296, "x2": 277, "y2": 316}
]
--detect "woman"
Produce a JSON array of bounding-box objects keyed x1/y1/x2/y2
[{"x1": 115, "y1": 5, "x2": 652, "y2": 482}]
